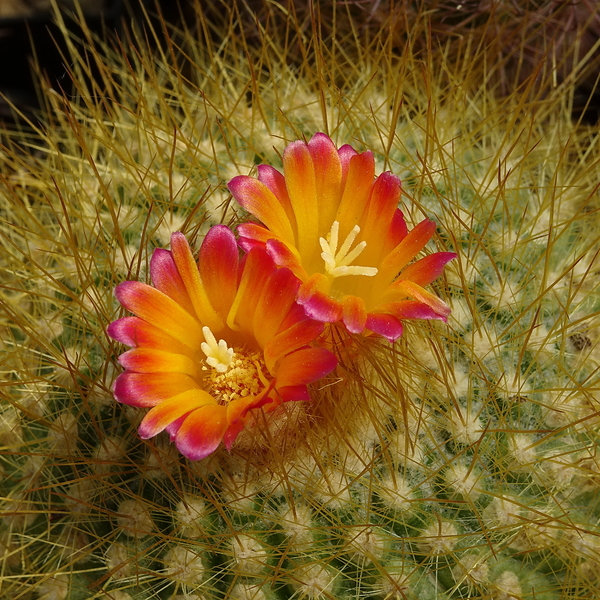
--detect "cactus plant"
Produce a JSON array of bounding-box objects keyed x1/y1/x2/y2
[{"x1": 1, "y1": 2, "x2": 599, "y2": 600}]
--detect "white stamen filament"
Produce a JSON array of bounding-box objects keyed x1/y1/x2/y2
[
  {"x1": 200, "y1": 326, "x2": 234, "y2": 373},
  {"x1": 319, "y1": 221, "x2": 378, "y2": 279}
]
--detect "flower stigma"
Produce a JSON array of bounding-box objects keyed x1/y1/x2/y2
[
  {"x1": 319, "y1": 221, "x2": 378, "y2": 279},
  {"x1": 201, "y1": 326, "x2": 269, "y2": 404}
]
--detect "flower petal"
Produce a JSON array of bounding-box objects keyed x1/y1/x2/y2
[
  {"x1": 253, "y1": 267, "x2": 300, "y2": 349},
  {"x1": 108, "y1": 317, "x2": 190, "y2": 354},
  {"x1": 365, "y1": 313, "x2": 404, "y2": 341},
  {"x1": 263, "y1": 318, "x2": 325, "y2": 372},
  {"x1": 277, "y1": 385, "x2": 310, "y2": 402},
  {"x1": 275, "y1": 347, "x2": 337, "y2": 388},
  {"x1": 113, "y1": 372, "x2": 199, "y2": 407},
  {"x1": 199, "y1": 225, "x2": 239, "y2": 317},
  {"x1": 282, "y1": 140, "x2": 319, "y2": 261},
  {"x1": 396, "y1": 252, "x2": 456, "y2": 286},
  {"x1": 138, "y1": 389, "x2": 215, "y2": 438},
  {"x1": 150, "y1": 248, "x2": 195, "y2": 315},
  {"x1": 257, "y1": 164, "x2": 296, "y2": 228},
  {"x1": 170, "y1": 232, "x2": 222, "y2": 331},
  {"x1": 341, "y1": 295, "x2": 368, "y2": 334},
  {"x1": 114, "y1": 281, "x2": 203, "y2": 350},
  {"x1": 378, "y1": 219, "x2": 437, "y2": 286},
  {"x1": 386, "y1": 280, "x2": 452, "y2": 319},
  {"x1": 264, "y1": 238, "x2": 306, "y2": 279},
  {"x1": 297, "y1": 275, "x2": 342, "y2": 323},
  {"x1": 227, "y1": 247, "x2": 275, "y2": 333},
  {"x1": 228, "y1": 176, "x2": 296, "y2": 244},
  {"x1": 175, "y1": 404, "x2": 229, "y2": 460},
  {"x1": 335, "y1": 150, "x2": 376, "y2": 239},
  {"x1": 359, "y1": 172, "x2": 402, "y2": 263},
  {"x1": 118, "y1": 348, "x2": 198, "y2": 376},
  {"x1": 377, "y1": 299, "x2": 447, "y2": 321},
  {"x1": 308, "y1": 133, "x2": 342, "y2": 236}
]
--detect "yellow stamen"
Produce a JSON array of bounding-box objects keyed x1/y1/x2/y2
[{"x1": 319, "y1": 221, "x2": 378, "y2": 279}]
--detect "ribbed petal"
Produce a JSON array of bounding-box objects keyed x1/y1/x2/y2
[
  {"x1": 397, "y1": 252, "x2": 456, "y2": 286},
  {"x1": 175, "y1": 404, "x2": 229, "y2": 461},
  {"x1": 227, "y1": 247, "x2": 275, "y2": 333},
  {"x1": 263, "y1": 318, "x2": 325, "y2": 372},
  {"x1": 335, "y1": 151, "x2": 376, "y2": 239},
  {"x1": 113, "y1": 372, "x2": 199, "y2": 407},
  {"x1": 238, "y1": 222, "x2": 278, "y2": 246},
  {"x1": 138, "y1": 389, "x2": 215, "y2": 438},
  {"x1": 170, "y1": 232, "x2": 222, "y2": 332},
  {"x1": 257, "y1": 164, "x2": 296, "y2": 229},
  {"x1": 199, "y1": 225, "x2": 239, "y2": 317},
  {"x1": 150, "y1": 248, "x2": 195, "y2": 315},
  {"x1": 341, "y1": 295, "x2": 368, "y2": 334},
  {"x1": 282, "y1": 140, "x2": 319, "y2": 261},
  {"x1": 108, "y1": 317, "x2": 190, "y2": 354},
  {"x1": 378, "y1": 219, "x2": 437, "y2": 286},
  {"x1": 308, "y1": 133, "x2": 342, "y2": 236},
  {"x1": 360, "y1": 172, "x2": 402, "y2": 263},
  {"x1": 275, "y1": 347, "x2": 337, "y2": 388},
  {"x1": 114, "y1": 281, "x2": 203, "y2": 350},
  {"x1": 118, "y1": 348, "x2": 198, "y2": 376},
  {"x1": 228, "y1": 176, "x2": 295, "y2": 244},
  {"x1": 365, "y1": 313, "x2": 404, "y2": 341},
  {"x1": 383, "y1": 209, "x2": 409, "y2": 256},
  {"x1": 253, "y1": 267, "x2": 300, "y2": 349}
]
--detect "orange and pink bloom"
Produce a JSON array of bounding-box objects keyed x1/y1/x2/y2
[
  {"x1": 229, "y1": 133, "x2": 455, "y2": 341},
  {"x1": 108, "y1": 226, "x2": 336, "y2": 460}
]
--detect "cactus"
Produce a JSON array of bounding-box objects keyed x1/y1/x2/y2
[{"x1": 1, "y1": 2, "x2": 600, "y2": 600}]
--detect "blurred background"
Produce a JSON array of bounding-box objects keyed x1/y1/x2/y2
[{"x1": 1, "y1": 1, "x2": 599, "y2": 125}]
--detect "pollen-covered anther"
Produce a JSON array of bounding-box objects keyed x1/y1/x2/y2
[
  {"x1": 201, "y1": 326, "x2": 234, "y2": 372},
  {"x1": 207, "y1": 350, "x2": 268, "y2": 404},
  {"x1": 319, "y1": 220, "x2": 378, "y2": 278}
]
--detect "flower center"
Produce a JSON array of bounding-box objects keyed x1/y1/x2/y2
[
  {"x1": 319, "y1": 221, "x2": 378, "y2": 279},
  {"x1": 200, "y1": 326, "x2": 268, "y2": 403}
]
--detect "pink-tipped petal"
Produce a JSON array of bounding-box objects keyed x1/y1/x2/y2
[
  {"x1": 378, "y1": 219, "x2": 437, "y2": 285},
  {"x1": 359, "y1": 172, "x2": 402, "y2": 263},
  {"x1": 275, "y1": 347, "x2": 337, "y2": 388},
  {"x1": 118, "y1": 348, "x2": 198, "y2": 376},
  {"x1": 113, "y1": 372, "x2": 198, "y2": 407},
  {"x1": 365, "y1": 313, "x2": 404, "y2": 341},
  {"x1": 108, "y1": 317, "x2": 190, "y2": 354},
  {"x1": 338, "y1": 144, "x2": 358, "y2": 185},
  {"x1": 253, "y1": 267, "x2": 300, "y2": 349},
  {"x1": 282, "y1": 140, "x2": 319, "y2": 260},
  {"x1": 165, "y1": 415, "x2": 186, "y2": 441},
  {"x1": 298, "y1": 283, "x2": 343, "y2": 323},
  {"x1": 263, "y1": 318, "x2": 325, "y2": 372},
  {"x1": 265, "y1": 238, "x2": 306, "y2": 279},
  {"x1": 257, "y1": 164, "x2": 296, "y2": 228},
  {"x1": 175, "y1": 404, "x2": 229, "y2": 461},
  {"x1": 114, "y1": 281, "x2": 203, "y2": 350},
  {"x1": 341, "y1": 295, "x2": 368, "y2": 334},
  {"x1": 138, "y1": 389, "x2": 215, "y2": 439},
  {"x1": 384, "y1": 209, "x2": 409, "y2": 255},
  {"x1": 397, "y1": 252, "x2": 457, "y2": 286},
  {"x1": 389, "y1": 280, "x2": 452, "y2": 319},
  {"x1": 199, "y1": 225, "x2": 240, "y2": 317},
  {"x1": 228, "y1": 176, "x2": 296, "y2": 244},
  {"x1": 377, "y1": 299, "x2": 447, "y2": 321},
  {"x1": 308, "y1": 133, "x2": 342, "y2": 234},
  {"x1": 150, "y1": 248, "x2": 195, "y2": 315}
]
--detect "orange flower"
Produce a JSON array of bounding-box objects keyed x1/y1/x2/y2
[
  {"x1": 229, "y1": 133, "x2": 455, "y2": 341},
  {"x1": 108, "y1": 226, "x2": 336, "y2": 460}
]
